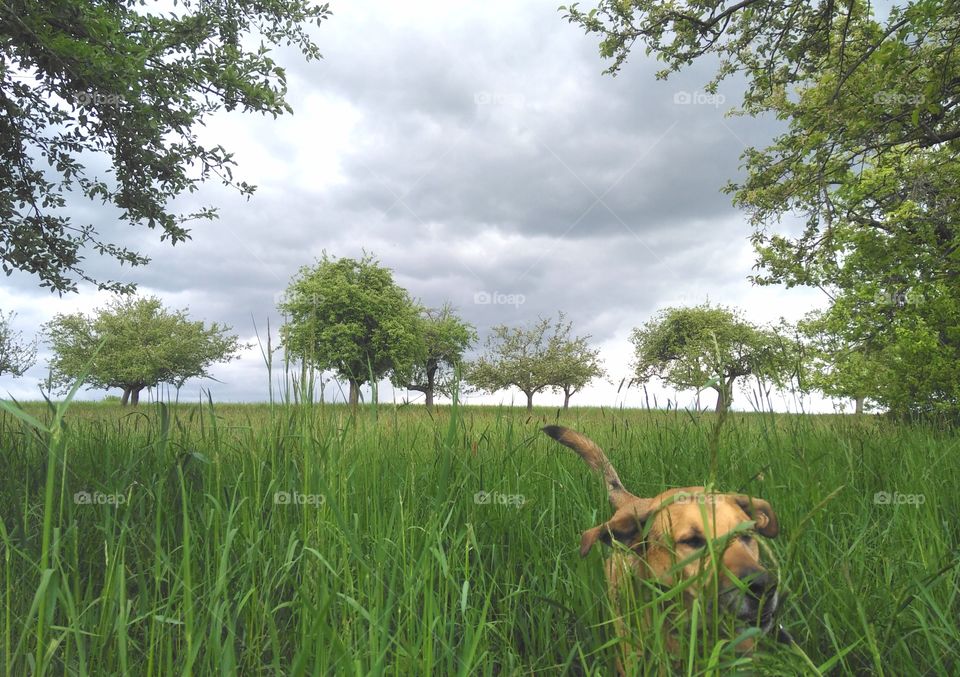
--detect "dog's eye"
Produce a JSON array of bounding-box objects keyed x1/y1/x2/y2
[{"x1": 679, "y1": 535, "x2": 706, "y2": 549}]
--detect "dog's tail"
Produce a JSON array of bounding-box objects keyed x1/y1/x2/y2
[{"x1": 542, "y1": 425, "x2": 633, "y2": 508}]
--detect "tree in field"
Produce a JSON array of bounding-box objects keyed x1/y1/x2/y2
[
  {"x1": 45, "y1": 296, "x2": 242, "y2": 405},
  {"x1": 467, "y1": 316, "x2": 555, "y2": 411},
  {"x1": 742, "y1": 319, "x2": 810, "y2": 411},
  {"x1": 565, "y1": 1, "x2": 960, "y2": 416},
  {"x1": 278, "y1": 253, "x2": 422, "y2": 407},
  {"x1": 755, "y1": 147, "x2": 960, "y2": 418},
  {"x1": 468, "y1": 312, "x2": 600, "y2": 411},
  {"x1": 1, "y1": 0, "x2": 332, "y2": 293},
  {"x1": 0, "y1": 310, "x2": 36, "y2": 377},
  {"x1": 798, "y1": 311, "x2": 883, "y2": 414},
  {"x1": 631, "y1": 304, "x2": 782, "y2": 414},
  {"x1": 401, "y1": 304, "x2": 476, "y2": 409},
  {"x1": 546, "y1": 313, "x2": 605, "y2": 409}
]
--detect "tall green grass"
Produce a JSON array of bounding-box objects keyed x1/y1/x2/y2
[{"x1": 1, "y1": 395, "x2": 957, "y2": 674}]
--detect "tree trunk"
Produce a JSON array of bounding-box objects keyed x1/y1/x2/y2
[
  {"x1": 425, "y1": 363, "x2": 436, "y2": 409},
  {"x1": 563, "y1": 387, "x2": 572, "y2": 410},
  {"x1": 525, "y1": 391, "x2": 534, "y2": 412},
  {"x1": 348, "y1": 380, "x2": 360, "y2": 409},
  {"x1": 714, "y1": 379, "x2": 734, "y2": 415},
  {"x1": 854, "y1": 395, "x2": 864, "y2": 415},
  {"x1": 121, "y1": 386, "x2": 131, "y2": 406},
  {"x1": 130, "y1": 386, "x2": 143, "y2": 406}
]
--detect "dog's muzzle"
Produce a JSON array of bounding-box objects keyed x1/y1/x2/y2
[{"x1": 721, "y1": 570, "x2": 780, "y2": 633}]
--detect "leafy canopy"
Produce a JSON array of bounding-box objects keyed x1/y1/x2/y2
[
  {"x1": 0, "y1": 310, "x2": 37, "y2": 377},
  {"x1": 798, "y1": 311, "x2": 882, "y2": 408},
  {"x1": 468, "y1": 312, "x2": 602, "y2": 407},
  {"x1": 401, "y1": 304, "x2": 477, "y2": 399},
  {"x1": 0, "y1": 0, "x2": 331, "y2": 293},
  {"x1": 631, "y1": 304, "x2": 785, "y2": 409},
  {"x1": 44, "y1": 295, "x2": 243, "y2": 392},
  {"x1": 544, "y1": 312, "x2": 604, "y2": 400},
  {"x1": 278, "y1": 253, "x2": 423, "y2": 389},
  {"x1": 468, "y1": 316, "x2": 558, "y2": 400},
  {"x1": 565, "y1": 0, "x2": 960, "y2": 415}
]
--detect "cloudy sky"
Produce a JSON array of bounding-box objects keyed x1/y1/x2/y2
[{"x1": 1, "y1": 0, "x2": 840, "y2": 412}]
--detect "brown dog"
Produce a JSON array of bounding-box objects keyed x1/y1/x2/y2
[{"x1": 543, "y1": 425, "x2": 782, "y2": 667}]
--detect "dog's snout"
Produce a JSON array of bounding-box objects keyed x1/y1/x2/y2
[
  {"x1": 720, "y1": 568, "x2": 778, "y2": 600},
  {"x1": 717, "y1": 567, "x2": 780, "y2": 631},
  {"x1": 746, "y1": 571, "x2": 776, "y2": 598}
]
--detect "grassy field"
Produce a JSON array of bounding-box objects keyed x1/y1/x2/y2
[{"x1": 1, "y1": 395, "x2": 957, "y2": 675}]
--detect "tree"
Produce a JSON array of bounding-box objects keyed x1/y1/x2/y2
[
  {"x1": 401, "y1": 304, "x2": 476, "y2": 409},
  {"x1": 278, "y1": 253, "x2": 422, "y2": 407},
  {"x1": 798, "y1": 311, "x2": 881, "y2": 414},
  {"x1": 467, "y1": 316, "x2": 554, "y2": 411},
  {"x1": 564, "y1": 1, "x2": 960, "y2": 416},
  {"x1": 546, "y1": 313, "x2": 605, "y2": 409},
  {"x1": 0, "y1": 310, "x2": 36, "y2": 377},
  {"x1": 1, "y1": 0, "x2": 332, "y2": 293},
  {"x1": 45, "y1": 296, "x2": 242, "y2": 405},
  {"x1": 631, "y1": 304, "x2": 778, "y2": 414},
  {"x1": 467, "y1": 312, "x2": 594, "y2": 412},
  {"x1": 744, "y1": 319, "x2": 810, "y2": 411},
  {"x1": 798, "y1": 292, "x2": 960, "y2": 418}
]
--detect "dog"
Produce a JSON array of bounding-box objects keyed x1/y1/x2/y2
[{"x1": 542, "y1": 425, "x2": 784, "y2": 669}]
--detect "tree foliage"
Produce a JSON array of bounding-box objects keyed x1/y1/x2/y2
[
  {"x1": 0, "y1": 310, "x2": 36, "y2": 377},
  {"x1": 278, "y1": 253, "x2": 422, "y2": 406},
  {"x1": 631, "y1": 304, "x2": 786, "y2": 413},
  {"x1": 545, "y1": 313, "x2": 605, "y2": 409},
  {"x1": 748, "y1": 318, "x2": 810, "y2": 410},
  {"x1": 565, "y1": 0, "x2": 960, "y2": 416},
  {"x1": 468, "y1": 312, "x2": 602, "y2": 411},
  {"x1": 467, "y1": 316, "x2": 554, "y2": 411},
  {"x1": 45, "y1": 296, "x2": 242, "y2": 404},
  {"x1": 0, "y1": 0, "x2": 331, "y2": 293},
  {"x1": 798, "y1": 311, "x2": 881, "y2": 413},
  {"x1": 401, "y1": 304, "x2": 476, "y2": 408}
]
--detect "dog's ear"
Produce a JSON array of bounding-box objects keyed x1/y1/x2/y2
[
  {"x1": 732, "y1": 495, "x2": 779, "y2": 538},
  {"x1": 579, "y1": 503, "x2": 652, "y2": 557}
]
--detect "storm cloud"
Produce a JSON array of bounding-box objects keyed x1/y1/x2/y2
[{"x1": 1, "y1": 0, "x2": 831, "y2": 411}]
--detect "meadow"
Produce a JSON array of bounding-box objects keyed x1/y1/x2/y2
[{"x1": 1, "y1": 395, "x2": 957, "y2": 675}]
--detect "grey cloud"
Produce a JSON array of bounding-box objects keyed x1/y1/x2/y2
[{"x1": 1, "y1": 0, "x2": 830, "y2": 411}]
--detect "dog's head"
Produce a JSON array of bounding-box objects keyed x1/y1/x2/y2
[
  {"x1": 542, "y1": 426, "x2": 780, "y2": 633},
  {"x1": 581, "y1": 487, "x2": 780, "y2": 631}
]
